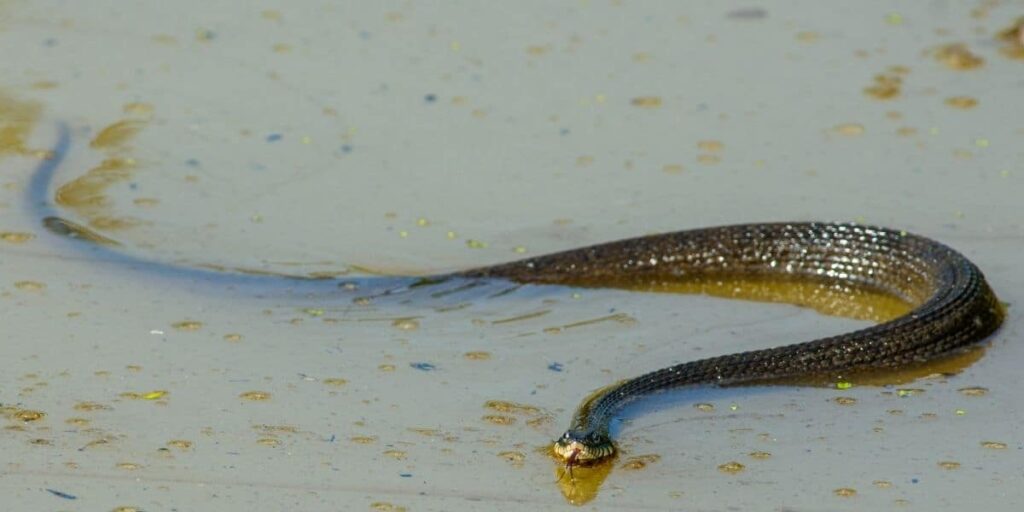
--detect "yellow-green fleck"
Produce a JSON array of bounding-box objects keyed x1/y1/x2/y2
[
  {"x1": 13, "y1": 410, "x2": 45, "y2": 422},
  {"x1": 1, "y1": 232, "x2": 35, "y2": 243},
  {"x1": 172, "y1": 320, "x2": 202, "y2": 331},
  {"x1": 391, "y1": 318, "x2": 419, "y2": 331}
]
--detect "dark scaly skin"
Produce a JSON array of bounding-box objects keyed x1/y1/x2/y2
[{"x1": 460, "y1": 222, "x2": 1004, "y2": 464}]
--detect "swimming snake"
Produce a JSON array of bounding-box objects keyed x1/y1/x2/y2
[
  {"x1": 30, "y1": 126, "x2": 1004, "y2": 468},
  {"x1": 460, "y1": 222, "x2": 1004, "y2": 464}
]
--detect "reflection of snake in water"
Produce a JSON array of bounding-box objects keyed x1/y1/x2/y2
[{"x1": 33, "y1": 126, "x2": 1004, "y2": 469}]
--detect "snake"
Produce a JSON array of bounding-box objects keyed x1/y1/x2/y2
[
  {"x1": 29, "y1": 126, "x2": 1004, "y2": 468},
  {"x1": 459, "y1": 222, "x2": 1004, "y2": 465}
]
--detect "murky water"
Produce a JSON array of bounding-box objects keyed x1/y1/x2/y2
[{"x1": 2, "y1": 2, "x2": 1023, "y2": 510}]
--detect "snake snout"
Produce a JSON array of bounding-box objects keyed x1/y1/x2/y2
[{"x1": 552, "y1": 431, "x2": 616, "y2": 464}]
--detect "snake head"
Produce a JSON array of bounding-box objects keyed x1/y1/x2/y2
[{"x1": 552, "y1": 431, "x2": 615, "y2": 465}]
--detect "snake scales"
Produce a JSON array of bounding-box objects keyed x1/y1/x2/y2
[{"x1": 460, "y1": 222, "x2": 1004, "y2": 464}]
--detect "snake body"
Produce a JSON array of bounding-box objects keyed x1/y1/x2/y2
[
  {"x1": 28, "y1": 132, "x2": 1002, "y2": 466},
  {"x1": 460, "y1": 222, "x2": 1003, "y2": 464}
]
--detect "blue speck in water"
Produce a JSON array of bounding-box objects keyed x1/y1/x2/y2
[
  {"x1": 266, "y1": 133, "x2": 283, "y2": 142},
  {"x1": 911, "y1": 478, "x2": 919, "y2": 484},
  {"x1": 43, "y1": 38, "x2": 58, "y2": 47},
  {"x1": 560, "y1": 128, "x2": 570, "y2": 136},
  {"x1": 341, "y1": 144, "x2": 353, "y2": 153},
  {"x1": 186, "y1": 158, "x2": 200, "y2": 167},
  {"x1": 548, "y1": 362, "x2": 564, "y2": 372},
  {"x1": 424, "y1": 94, "x2": 437, "y2": 103},
  {"x1": 410, "y1": 362, "x2": 436, "y2": 371},
  {"x1": 400, "y1": 473, "x2": 412, "y2": 478}
]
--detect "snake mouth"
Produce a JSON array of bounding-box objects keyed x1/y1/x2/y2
[{"x1": 552, "y1": 438, "x2": 616, "y2": 465}]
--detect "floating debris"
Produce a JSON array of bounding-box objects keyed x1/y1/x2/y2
[
  {"x1": 0, "y1": 232, "x2": 34, "y2": 243},
  {"x1": 391, "y1": 318, "x2": 419, "y2": 331},
  {"x1": 957, "y1": 386, "x2": 988, "y2": 396},
  {"x1": 933, "y1": 43, "x2": 984, "y2": 70},
  {"x1": 370, "y1": 502, "x2": 407, "y2": 512},
  {"x1": 482, "y1": 414, "x2": 516, "y2": 425},
  {"x1": 864, "y1": 72, "x2": 902, "y2": 100},
  {"x1": 383, "y1": 449, "x2": 407, "y2": 460},
  {"x1": 484, "y1": 400, "x2": 543, "y2": 416},
  {"x1": 167, "y1": 440, "x2": 193, "y2": 450},
  {"x1": 497, "y1": 450, "x2": 526, "y2": 466},
  {"x1": 239, "y1": 391, "x2": 272, "y2": 401},
  {"x1": 74, "y1": 401, "x2": 111, "y2": 411},
  {"x1": 14, "y1": 281, "x2": 45, "y2": 291},
  {"x1": 833, "y1": 123, "x2": 865, "y2": 136},
  {"x1": 120, "y1": 390, "x2": 168, "y2": 400},
  {"x1": 13, "y1": 409, "x2": 45, "y2": 422},
  {"x1": 631, "y1": 96, "x2": 663, "y2": 108},
  {"x1": 172, "y1": 320, "x2": 203, "y2": 331},
  {"x1": 620, "y1": 454, "x2": 661, "y2": 470},
  {"x1": 945, "y1": 96, "x2": 978, "y2": 109}
]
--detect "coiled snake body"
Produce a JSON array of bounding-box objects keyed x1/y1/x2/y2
[{"x1": 460, "y1": 222, "x2": 1003, "y2": 464}]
